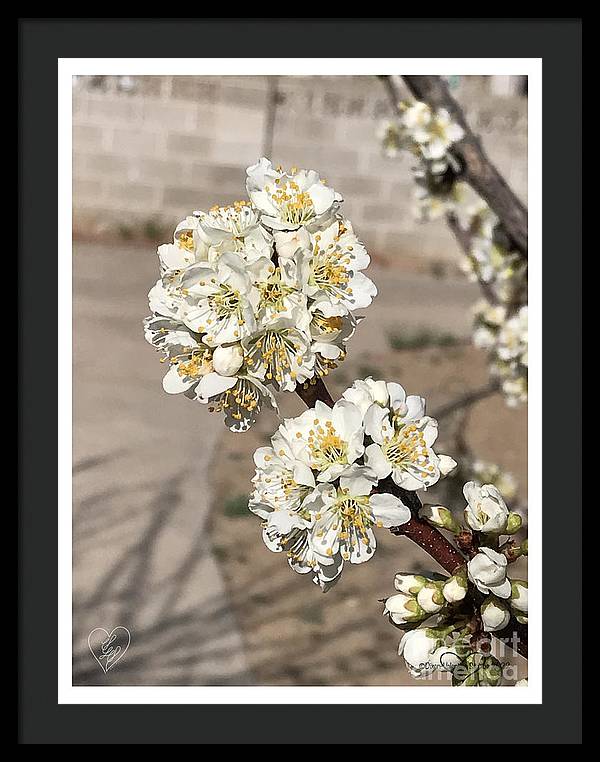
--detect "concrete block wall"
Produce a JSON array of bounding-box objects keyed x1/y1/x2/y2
[{"x1": 72, "y1": 75, "x2": 527, "y2": 268}]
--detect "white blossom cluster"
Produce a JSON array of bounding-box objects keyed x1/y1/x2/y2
[
  {"x1": 378, "y1": 101, "x2": 465, "y2": 222},
  {"x1": 249, "y1": 378, "x2": 457, "y2": 590},
  {"x1": 473, "y1": 301, "x2": 528, "y2": 406},
  {"x1": 143, "y1": 159, "x2": 377, "y2": 431},
  {"x1": 385, "y1": 480, "x2": 527, "y2": 685},
  {"x1": 378, "y1": 101, "x2": 528, "y2": 407}
]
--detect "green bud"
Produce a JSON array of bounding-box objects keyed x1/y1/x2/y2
[
  {"x1": 419, "y1": 504, "x2": 461, "y2": 533},
  {"x1": 505, "y1": 512, "x2": 523, "y2": 535},
  {"x1": 521, "y1": 538, "x2": 528, "y2": 555}
]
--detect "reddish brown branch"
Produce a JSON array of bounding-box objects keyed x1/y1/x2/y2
[{"x1": 389, "y1": 517, "x2": 465, "y2": 574}]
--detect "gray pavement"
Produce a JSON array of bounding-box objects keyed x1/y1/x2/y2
[{"x1": 73, "y1": 242, "x2": 251, "y2": 685}]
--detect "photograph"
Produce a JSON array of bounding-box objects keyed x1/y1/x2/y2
[
  {"x1": 17, "y1": 16, "x2": 583, "y2": 745},
  {"x1": 70, "y1": 70, "x2": 530, "y2": 690}
]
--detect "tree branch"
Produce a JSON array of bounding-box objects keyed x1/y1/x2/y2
[
  {"x1": 445, "y1": 212, "x2": 500, "y2": 306},
  {"x1": 381, "y1": 74, "x2": 528, "y2": 257},
  {"x1": 433, "y1": 380, "x2": 500, "y2": 420},
  {"x1": 295, "y1": 378, "x2": 527, "y2": 658}
]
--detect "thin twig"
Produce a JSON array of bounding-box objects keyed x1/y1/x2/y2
[{"x1": 434, "y1": 381, "x2": 500, "y2": 420}]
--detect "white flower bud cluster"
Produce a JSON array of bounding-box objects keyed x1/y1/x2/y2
[
  {"x1": 378, "y1": 101, "x2": 528, "y2": 408},
  {"x1": 248, "y1": 377, "x2": 456, "y2": 590},
  {"x1": 143, "y1": 159, "x2": 377, "y2": 431},
  {"x1": 378, "y1": 101, "x2": 465, "y2": 221},
  {"x1": 385, "y1": 479, "x2": 527, "y2": 683}
]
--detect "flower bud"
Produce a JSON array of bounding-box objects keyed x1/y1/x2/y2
[
  {"x1": 505, "y1": 512, "x2": 523, "y2": 535},
  {"x1": 467, "y1": 547, "x2": 511, "y2": 598},
  {"x1": 419, "y1": 504, "x2": 460, "y2": 533},
  {"x1": 510, "y1": 579, "x2": 528, "y2": 618},
  {"x1": 438, "y1": 454, "x2": 458, "y2": 477},
  {"x1": 442, "y1": 570, "x2": 468, "y2": 603},
  {"x1": 417, "y1": 582, "x2": 446, "y2": 614},
  {"x1": 394, "y1": 573, "x2": 427, "y2": 595},
  {"x1": 521, "y1": 539, "x2": 528, "y2": 555},
  {"x1": 212, "y1": 344, "x2": 244, "y2": 376},
  {"x1": 398, "y1": 628, "x2": 440, "y2": 678},
  {"x1": 383, "y1": 592, "x2": 425, "y2": 625},
  {"x1": 481, "y1": 597, "x2": 511, "y2": 632}
]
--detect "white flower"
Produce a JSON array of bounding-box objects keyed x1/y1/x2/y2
[
  {"x1": 198, "y1": 201, "x2": 271, "y2": 263},
  {"x1": 249, "y1": 257, "x2": 310, "y2": 329},
  {"x1": 282, "y1": 399, "x2": 365, "y2": 482},
  {"x1": 398, "y1": 628, "x2": 441, "y2": 678},
  {"x1": 198, "y1": 373, "x2": 277, "y2": 432},
  {"x1": 176, "y1": 254, "x2": 258, "y2": 346},
  {"x1": 309, "y1": 301, "x2": 355, "y2": 378},
  {"x1": 144, "y1": 307, "x2": 277, "y2": 432},
  {"x1": 342, "y1": 377, "x2": 390, "y2": 414},
  {"x1": 481, "y1": 597, "x2": 511, "y2": 632},
  {"x1": 242, "y1": 320, "x2": 315, "y2": 392},
  {"x1": 144, "y1": 302, "x2": 214, "y2": 398},
  {"x1": 304, "y1": 465, "x2": 410, "y2": 581},
  {"x1": 157, "y1": 242, "x2": 197, "y2": 273},
  {"x1": 212, "y1": 343, "x2": 244, "y2": 376},
  {"x1": 497, "y1": 306, "x2": 528, "y2": 366},
  {"x1": 510, "y1": 580, "x2": 528, "y2": 616},
  {"x1": 463, "y1": 481, "x2": 510, "y2": 534},
  {"x1": 467, "y1": 547, "x2": 511, "y2": 598},
  {"x1": 246, "y1": 158, "x2": 342, "y2": 231},
  {"x1": 401, "y1": 101, "x2": 433, "y2": 135},
  {"x1": 515, "y1": 678, "x2": 528, "y2": 687},
  {"x1": 297, "y1": 219, "x2": 377, "y2": 313},
  {"x1": 365, "y1": 415, "x2": 449, "y2": 491},
  {"x1": 172, "y1": 214, "x2": 210, "y2": 264},
  {"x1": 383, "y1": 592, "x2": 425, "y2": 625},
  {"x1": 402, "y1": 103, "x2": 464, "y2": 160},
  {"x1": 147, "y1": 278, "x2": 187, "y2": 321},
  {"x1": 249, "y1": 445, "x2": 316, "y2": 518}
]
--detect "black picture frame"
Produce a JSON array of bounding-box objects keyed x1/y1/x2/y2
[{"x1": 18, "y1": 17, "x2": 582, "y2": 745}]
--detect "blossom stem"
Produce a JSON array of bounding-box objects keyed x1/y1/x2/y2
[{"x1": 295, "y1": 378, "x2": 527, "y2": 658}]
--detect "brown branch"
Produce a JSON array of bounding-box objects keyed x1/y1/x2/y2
[
  {"x1": 446, "y1": 212, "x2": 500, "y2": 306},
  {"x1": 381, "y1": 74, "x2": 528, "y2": 257},
  {"x1": 433, "y1": 380, "x2": 500, "y2": 420},
  {"x1": 295, "y1": 378, "x2": 527, "y2": 658}
]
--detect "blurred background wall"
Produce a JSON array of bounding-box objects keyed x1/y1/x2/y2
[{"x1": 72, "y1": 74, "x2": 527, "y2": 269}]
